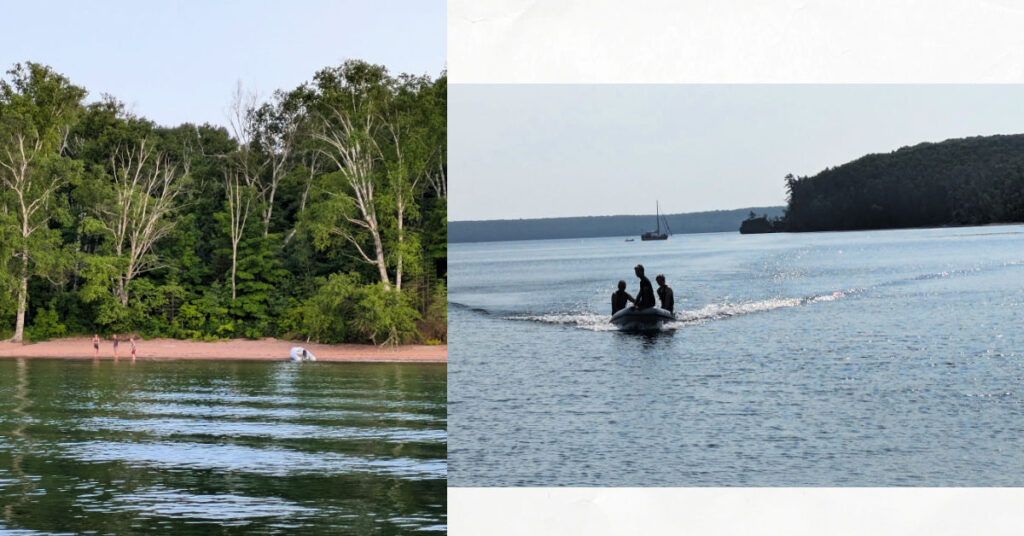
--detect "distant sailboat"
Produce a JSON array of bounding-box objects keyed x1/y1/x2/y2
[{"x1": 640, "y1": 202, "x2": 671, "y2": 241}]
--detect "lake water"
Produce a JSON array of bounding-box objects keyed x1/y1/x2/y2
[
  {"x1": 449, "y1": 226, "x2": 1024, "y2": 486},
  {"x1": 0, "y1": 360, "x2": 446, "y2": 534}
]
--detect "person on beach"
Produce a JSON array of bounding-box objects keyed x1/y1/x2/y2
[
  {"x1": 112, "y1": 334, "x2": 119, "y2": 359},
  {"x1": 611, "y1": 280, "x2": 635, "y2": 314},
  {"x1": 655, "y1": 274, "x2": 674, "y2": 312},
  {"x1": 129, "y1": 335, "x2": 136, "y2": 361},
  {"x1": 633, "y1": 264, "x2": 655, "y2": 309},
  {"x1": 92, "y1": 334, "x2": 100, "y2": 358}
]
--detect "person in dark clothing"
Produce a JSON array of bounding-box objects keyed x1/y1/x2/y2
[
  {"x1": 611, "y1": 280, "x2": 635, "y2": 314},
  {"x1": 633, "y1": 264, "x2": 655, "y2": 309},
  {"x1": 655, "y1": 274, "x2": 674, "y2": 312}
]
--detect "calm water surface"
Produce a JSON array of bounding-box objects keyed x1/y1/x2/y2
[
  {"x1": 449, "y1": 226, "x2": 1024, "y2": 485},
  {"x1": 0, "y1": 360, "x2": 446, "y2": 534}
]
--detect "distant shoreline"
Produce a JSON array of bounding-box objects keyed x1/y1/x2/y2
[
  {"x1": 741, "y1": 220, "x2": 1024, "y2": 235},
  {"x1": 449, "y1": 206, "x2": 786, "y2": 243},
  {"x1": 0, "y1": 337, "x2": 446, "y2": 363}
]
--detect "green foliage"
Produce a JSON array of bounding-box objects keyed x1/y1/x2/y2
[
  {"x1": 0, "y1": 62, "x2": 87, "y2": 341},
  {"x1": 0, "y1": 60, "x2": 445, "y2": 345},
  {"x1": 295, "y1": 273, "x2": 421, "y2": 345},
  {"x1": 231, "y1": 234, "x2": 289, "y2": 337},
  {"x1": 295, "y1": 273, "x2": 358, "y2": 344},
  {"x1": 25, "y1": 301, "x2": 66, "y2": 342},
  {"x1": 422, "y1": 282, "x2": 447, "y2": 342},
  {"x1": 780, "y1": 135, "x2": 1024, "y2": 232},
  {"x1": 350, "y1": 283, "x2": 421, "y2": 346}
]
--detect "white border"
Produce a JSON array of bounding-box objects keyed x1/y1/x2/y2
[
  {"x1": 450, "y1": 488, "x2": 1024, "y2": 535},
  {"x1": 449, "y1": 0, "x2": 1024, "y2": 83}
]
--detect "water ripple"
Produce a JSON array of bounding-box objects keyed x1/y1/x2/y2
[
  {"x1": 60, "y1": 441, "x2": 447, "y2": 480},
  {"x1": 78, "y1": 416, "x2": 446, "y2": 443}
]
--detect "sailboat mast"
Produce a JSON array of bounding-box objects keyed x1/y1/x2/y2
[{"x1": 655, "y1": 202, "x2": 660, "y2": 233}]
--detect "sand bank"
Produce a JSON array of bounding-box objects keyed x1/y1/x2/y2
[{"x1": 0, "y1": 337, "x2": 446, "y2": 363}]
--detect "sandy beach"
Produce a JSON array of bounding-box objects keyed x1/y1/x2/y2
[{"x1": 0, "y1": 337, "x2": 446, "y2": 363}]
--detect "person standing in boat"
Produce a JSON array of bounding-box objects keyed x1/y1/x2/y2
[
  {"x1": 655, "y1": 274, "x2": 674, "y2": 313},
  {"x1": 611, "y1": 280, "x2": 636, "y2": 314},
  {"x1": 633, "y1": 264, "x2": 655, "y2": 309}
]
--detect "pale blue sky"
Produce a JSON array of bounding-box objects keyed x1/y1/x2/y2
[
  {"x1": 0, "y1": 0, "x2": 445, "y2": 128},
  {"x1": 450, "y1": 84, "x2": 1024, "y2": 221}
]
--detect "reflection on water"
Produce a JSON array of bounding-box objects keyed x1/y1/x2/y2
[
  {"x1": 79, "y1": 486, "x2": 316, "y2": 524},
  {"x1": 0, "y1": 360, "x2": 446, "y2": 534}
]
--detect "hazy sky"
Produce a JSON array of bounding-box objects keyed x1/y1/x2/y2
[
  {"x1": 0, "y1": 0, "x2": 445, "y2": 128},
  {"x1": 450, "y1": 84, "x2": 1024, "y2": 221}
]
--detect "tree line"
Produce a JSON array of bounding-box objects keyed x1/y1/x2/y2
[
  {"x1": 0, "y1": 61, "x2": 446, "y2": 345},
  {"x1": 745, "y1": 134, "x2": 1024, "y2": 233}
]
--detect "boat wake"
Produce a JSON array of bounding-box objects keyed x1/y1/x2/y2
[
  {"x1": 447, "y1": 302, "x2": 494, "y2": 315},
  {"x1": 506, "y1": 290, "x2": 855, "y2": 332},
  {"x1": 454, "y1": 258, "x2": 1023, "y2": 332}
]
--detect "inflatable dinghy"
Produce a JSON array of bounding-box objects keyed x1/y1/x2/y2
[
  {"x1": 289, "y1": 346, "x2": 317, "y2": 362},
  {"x1": 609, "y1": 307, "x2": 675, "y2": 331}
]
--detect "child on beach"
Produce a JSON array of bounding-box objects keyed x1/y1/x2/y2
[
  {"x1": 92, "y1": 334, "x2": 99, "y2": 358},
  {"x1": 113, "y1": 334, "x2": 119, "y2": 359},
  {"x1": 130, "y1": 336, "x2": 136, "y2": 361}
]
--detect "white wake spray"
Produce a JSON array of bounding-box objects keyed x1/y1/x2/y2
[{"x1": 506, "y1": 290, "x2": 853, "y2": 331}]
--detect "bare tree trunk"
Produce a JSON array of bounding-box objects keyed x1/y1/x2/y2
[
  {"x1": 12, "y1": 256, "x2": 28, "y2": 343},
  {"x1": 224, "y1": 169, "x2": 251, "y2": 301},
  {"x1": 396, "y1": 204, "x2": 404, "y2": 292},
  {"x1": 231, "y1": 241, "x2": 238, "y2": 300},
  {"x1": 263, "y1": 186, "x2": 276, "y2": 236},
  {"x1": 428, "y1": 162, "x2": 446, "y2": 199},
  {"x1": 117, "y1": 278, "x2": 128, "y2": 307},
  {"x1": 371, "y1": 223, "x2": 390, "y2": 289}
]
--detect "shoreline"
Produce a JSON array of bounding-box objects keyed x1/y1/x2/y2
[{"x1": 0, "y1": 337, "x2": 446, "y2": 363}]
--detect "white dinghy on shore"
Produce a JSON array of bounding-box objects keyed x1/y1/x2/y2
[{"x1": 289, "y1": 346, "x2": 317, "y2": 362}]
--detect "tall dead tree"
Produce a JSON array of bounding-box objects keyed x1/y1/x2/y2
[
  {"x1": 313, "y1": 102, "x2": 391, "y2": 289},
  {"x1": 223, "y1": 167, "x2": 253, "y2": 300},
  {"x1": 223, "y1": 82, "x2": 264, "y2": 300},
  {"x1": 95, "y1": 139, "x2": 182, "y2": 306}
]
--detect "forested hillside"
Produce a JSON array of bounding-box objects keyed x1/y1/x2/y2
[
  {"x1": 0, "y1": 61, "x2": 446, "y2": 344},
  {"x1": 781, "y1": 134, "x2": 1024, "y2": 232},
  {"x1": 450, "y1": 206, "x2": 785, "y2": 242}
]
